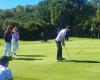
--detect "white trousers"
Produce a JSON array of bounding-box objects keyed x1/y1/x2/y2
[{"x1": 12, "y1": 41, "x2": 18, "y2": 53}]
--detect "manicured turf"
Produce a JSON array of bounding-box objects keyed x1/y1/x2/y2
[{"x1": 0, "y1": 37, "x2": 100, "y2": 80}]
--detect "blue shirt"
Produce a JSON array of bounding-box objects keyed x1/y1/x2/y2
[{"x1": 0, "y1": 65, "x2": 13, "y2": 80}]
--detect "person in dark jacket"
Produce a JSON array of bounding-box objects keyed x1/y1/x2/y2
[{"x1": 4, "y1": 26, "x2": 13, "y2": 57}]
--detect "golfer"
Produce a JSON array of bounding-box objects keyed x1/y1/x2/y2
[
  {"x1": 0, "y1": 56, "x2": 13, "y2": 80},
  {"x1": 55, "y1": 26, "x2": 70, "y2": 61}
]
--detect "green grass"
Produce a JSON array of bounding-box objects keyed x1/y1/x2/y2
[{"x1": 0, "y1": 37, "x2": 100, "y2": 80}]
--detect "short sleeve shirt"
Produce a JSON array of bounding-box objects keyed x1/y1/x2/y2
[{"x1": 55, "y1": 29, "x2": 67, "y2": 41}]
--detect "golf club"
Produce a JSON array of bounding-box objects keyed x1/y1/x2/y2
[{"x1": 63, "y1": 46, "x2": 73, "y2": 59}]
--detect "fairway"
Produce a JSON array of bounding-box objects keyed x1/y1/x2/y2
[{"x1": 0, "y1": 37, "x2": 100, "y2": 80}]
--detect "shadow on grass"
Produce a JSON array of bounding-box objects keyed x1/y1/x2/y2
[
  {"x1": 12, "y1": 54, "x2": 45, "y2": 61},
  {"x1": 16, "y1": 54, "x2": 46, "y2": 57},
  {"x1": 12, "y1": 57, "x2": 43, "y2": 61},
  {"x1": 59, "y1": 60, "x2": 100, "y2": 63},
  {"x1": 14, "y1": 76, "x2": 40, "y2": 80}
]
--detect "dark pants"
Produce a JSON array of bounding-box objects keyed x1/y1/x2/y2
[{"x1": 56, "y1": 41, "x2": 62, "y2": 60}]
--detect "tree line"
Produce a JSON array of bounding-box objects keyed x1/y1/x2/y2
[{"x1": 0, "y1": 0, "x2": 100, "y2": 40}]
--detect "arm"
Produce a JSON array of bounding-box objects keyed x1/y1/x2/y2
[
  {"x1": 16, "y1": 32, "x2": 19, "y2": 40},
  {"x1": 4, "y1": 32, "x2": 9, "y2": 42},
  {"x1": 14, "y1": 32, "x2": 19, "y2": 42},
  {"x1": 61, "y1": 30, "x2": 67, "y2": 46},
  {"x1": 61, "y1": 33, "x2": 65, "y2": 46},
  {"x1": 18, "y1": 32, "x2": 19, "y2": 40},
  {"x1": 62, "y1": 39, "x2": 65, "y2": 46}
]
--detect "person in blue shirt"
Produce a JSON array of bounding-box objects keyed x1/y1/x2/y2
[{"x1": 0, "y1": 56, "x2": 13, "y2": 80}]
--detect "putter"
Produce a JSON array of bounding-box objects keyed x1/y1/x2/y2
[{"x1": 64, "y1": 46, "x2": 73, "y2": 59}]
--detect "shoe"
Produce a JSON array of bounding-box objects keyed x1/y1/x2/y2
[
  {"x1": 58, "y1": 58, "x2": 66, "y2": 60},
  {"x1": 9, "y1": 56, "x2": 14, "y2": 59},
  {"x1": 12, "y1": 52, "x2": 16, "y2": 55},
  {"x1": 11, "y1": 52, "x2": 14, "y2": 54},
  {"x1": 14, "y1": 53, "x2": 16, "y2": 55},
  {"x1": 61, "y1": 58, "x2": 66, "y2": 60}
]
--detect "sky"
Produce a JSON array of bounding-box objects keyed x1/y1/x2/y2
[{"x1": 0, "y1": 0, "x2": 43, "y2": 10}]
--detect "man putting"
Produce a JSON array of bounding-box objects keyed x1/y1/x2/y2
[{"x1": 55, "y1": 26, "x2": 70, "y2": 61}]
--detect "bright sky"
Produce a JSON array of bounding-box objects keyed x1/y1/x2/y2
[{"x1": 0, "y1": 0, "x2": 43, "y2": 10}]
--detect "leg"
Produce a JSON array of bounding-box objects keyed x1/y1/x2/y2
[
  {"x1": 59, "y1": 45, "x2": 62, "y2": 59},
  {"x1": 12, "y1": 41, "x2": 16, "y2": 54},
  {"x1": 14, "y1": 42, "x2": 19, "y2": 55},
  {"x1": 56, "y1": 41, "x2": 62, "y2": 60},
  {"x1": 4, "y1": 42, "x2": 11, "y2": 57},
  {"x1": 4, "y1": 42, "x2": 9, "y2": 56},
  {"x1": 8, "y1": 43, "x2": 12, "y2": 56}
]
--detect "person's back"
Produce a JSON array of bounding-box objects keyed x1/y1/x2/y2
[{"x1": 55, "y1": 29, "x2": 66, "y2": 41}]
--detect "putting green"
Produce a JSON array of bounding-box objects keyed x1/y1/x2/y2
[{"x1": 0, "y1": 37, "x2": 100, "y2": 80}]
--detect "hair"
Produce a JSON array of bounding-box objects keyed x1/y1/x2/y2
[
  {"x1": 0, "y1": 56, "x2": 10, "y2": 66},
  {"x1": 65, "y1": 26, "x2": 70, "y2": 29},
  {"x1": 6, "y1": 26, "x2": 13, "y2": 31},
  {"x1": 14, "y1": 27, "x2": 17, "y2": 31}
]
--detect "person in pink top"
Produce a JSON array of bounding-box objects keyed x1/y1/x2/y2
[{"x1": 11, "y1": 27, "x2": 19, "y2": 55}]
